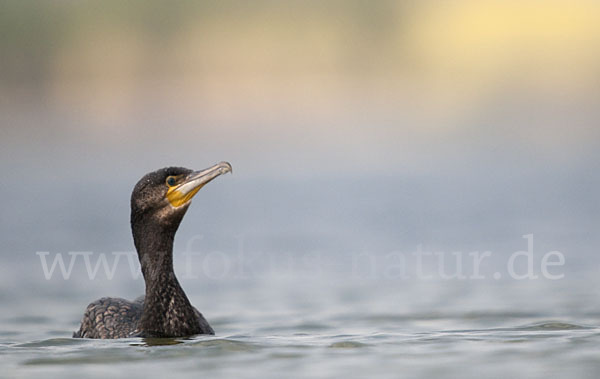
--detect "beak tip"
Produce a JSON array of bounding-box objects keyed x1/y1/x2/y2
[{"x1": 220, "y1": 161, "x2": 233, "y2": 175}]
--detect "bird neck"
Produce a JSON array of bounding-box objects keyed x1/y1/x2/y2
[
  {"x1": 131, "y1": 218, "x2": 200, "y2": 337},
  {"x1": 133, "y1": 223, "x2": 177, "y2": 283}
]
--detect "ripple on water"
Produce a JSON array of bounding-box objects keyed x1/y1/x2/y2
[
  {"x1": 512, "y1": 321, "x2": 595, "y2": 331},
  {"x1": 129, "y1": 337, "x2": 185, "y2": 347},
  {"x1": 4, "y1": 316, "x2": 53, "y2": 325},
  {"x1": 187, "y1": 338, "x2": 261, "y2": 352},
  {"x1": 14, "y1": 338, "x2": 91, "y2": 348},
  {"x1": 255, "y1": 322, "x2": 333, "y2": 334},
  {"x1": 328, "y1": 341, "x2": 369, "y2": 349}
]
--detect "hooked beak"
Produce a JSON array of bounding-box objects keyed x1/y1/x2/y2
[{"x1": 166, "y1": 161, "x2": 232, "y2": 207}]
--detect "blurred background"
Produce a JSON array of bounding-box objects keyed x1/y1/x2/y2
[{"x1": 1, "y1": 0, "x2": 599, "y2": 322}]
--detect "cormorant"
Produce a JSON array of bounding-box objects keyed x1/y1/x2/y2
[{"x1": 73, "y1": 161, "x2": 232, "y2": 339}]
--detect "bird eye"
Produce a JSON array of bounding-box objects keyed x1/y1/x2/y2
[{"x1": 166, "y1": 176, "x2": 177, "y2": 187}]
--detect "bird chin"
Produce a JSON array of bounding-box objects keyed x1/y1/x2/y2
[{"x1": 155, "y1": 202, "x2": 190, "y2": 224}]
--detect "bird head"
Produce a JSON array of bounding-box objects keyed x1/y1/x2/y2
[{"x1": 130, "y1": 162, "x2": 232, "y2": 229}]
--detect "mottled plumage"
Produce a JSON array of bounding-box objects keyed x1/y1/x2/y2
[
  {"x1": 73, "y1": 295, "x2": 213, "y2": 338},
  {"x1": 73, "y1": 297, "x2": 143, "y2": 338},
  {"x1": 73, "y1": 163, "x2": 231, "y2": 339}
]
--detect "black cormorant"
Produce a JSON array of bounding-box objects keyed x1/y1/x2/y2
[{"x1": 73, "y1": 161, "x2": 232, "y2": 339}]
